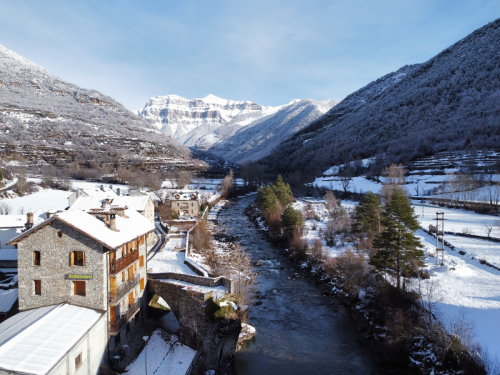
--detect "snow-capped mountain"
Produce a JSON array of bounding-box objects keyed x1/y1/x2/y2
[
  {"x1": 0, "y1": 43, "x2": 191, "y2": 161},
  {"x1": 206, "y1": 98, "x2": 339, "y2": 163},
  {"x1": 136, "y1": 94, "x2": 338, "y2": 161},
  {"x1": 136, "y1": 94, "x2": 283, "y2": 141}
]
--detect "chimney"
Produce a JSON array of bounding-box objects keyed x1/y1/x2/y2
[
  {"x1": 117, "y1": 188, "x2": 120, "y2": 196},
  {"x1": 26, "y1": 212, "x2": 34, "y2": 230},
  {"x1": 109, "y1": 213, "x2": 118, "y2": 231},
  {"x1": 100, "y1": 185, "x2": 104, "y2": 191},
  {"x1": 45, "y1": 212, "x2": 52, "y2": 219}
]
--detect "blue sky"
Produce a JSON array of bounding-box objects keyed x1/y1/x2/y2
[{"x1": 1, "y1": 1, "x2": 499, "y2": 110}]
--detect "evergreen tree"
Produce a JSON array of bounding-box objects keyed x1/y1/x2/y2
[
  {"x1": 372, "y1": 188, "x2": 424, "y2": 292},
  {"x1": 256, "y1": 186, "x2": 278, "y2": 216},
  {"x1": 353, "y1": 191, "x2": 382, "y2": 236},
  {"x1": 271, "y1": 175, "x2": 292, "y2": 207},
  {"x1": 281, "y1": 205, "x2": 304, "y2": 232}
]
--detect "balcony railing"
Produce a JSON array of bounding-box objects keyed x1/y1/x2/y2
[
  {"x1": 110, "y1": 249, "x2": 139, "y2": 274},
  {"x1": 109, "y1": 301, "x2": 140, "y2": 333},
  {"x1": 109, "y1": 273, "x2": 140, "y2": 303}
]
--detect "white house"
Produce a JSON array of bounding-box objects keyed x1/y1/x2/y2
[{"x1": 0, "y1": 303, "x2": 107, "y2": 375}]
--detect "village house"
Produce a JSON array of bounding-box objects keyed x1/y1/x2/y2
[
  {"x1": 167, "y1": 191, "x2": 201, "y2": 217},
  {"x1": 67, "y1": 185, "x2": 121, "y2": 207},
  {"x1": 4, "y1": 202, "x2": 155, "y2": 371}
]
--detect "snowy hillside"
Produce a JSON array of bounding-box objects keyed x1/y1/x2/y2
[
  {"x1": 263, "y1": 17, "x2": 500, "y2": 178},
  {"x1": 207, "y1": 99, "x2": 338, "y2": 163},
  {"x1": 0, "y1": 44, "x2": 190, "y2": 161}
]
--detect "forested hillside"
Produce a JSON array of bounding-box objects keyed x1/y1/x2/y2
[{"x1": 262, "y1": 18, "x2": 500, "y2": 179}]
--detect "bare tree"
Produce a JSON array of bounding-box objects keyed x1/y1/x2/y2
[{"x1": 0, "y1": 201, "x2": 12, "y2": 215}]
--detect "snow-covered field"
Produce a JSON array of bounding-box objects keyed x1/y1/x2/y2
[
  {"x1": 0, "y1": 188, "x2": 72, "y2": 220},
  {"x1": 123, "y1": 329, "x2": 196, "y2": 375}
]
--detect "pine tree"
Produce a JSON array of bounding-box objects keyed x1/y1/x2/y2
[
  {"x1": 353, "y1": 191, "x2": 382, "y2": 236},
  {"x1": 372, "y1": 188, "x2": 424, "y2": 292},
  {"x1": 256, "y1": 186, "x2": 278, "y2": 215},
  {"x1": 281, "y1": 205, "x2": 304, "y2": 232},
  {"x1": 271, "y1": 175, "x2": 292, "y2": 207}
]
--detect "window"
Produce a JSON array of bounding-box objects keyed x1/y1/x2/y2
[
  {"x1": 139, "y1": 255, "x2": 144, "y2": 267},
  {"x1": 34, "y1": 280, "x2": 41, "y2": 295},
  {"x1": 33, "y1": 251, "x2": 41, "y2": 266},
  {"x1": 140, "y1": 278, "x2": 145, "y2": 291},
  {"x1": 75, "y1": 353, "x2": 82, "y2": 369},
  {"x1": 71, "y1": 251, "x2": 85, "y2": 266},
  {"x1": 73, "y1": 281, "x2": 86, "y2": 296},
  {"x1": 122, "y1": 271, "x2": 125, "y2": 282},
  {"x1": 57, "y1": 230, "x2": 63, "y2": 238}
]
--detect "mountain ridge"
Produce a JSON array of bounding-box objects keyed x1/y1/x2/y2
[{"x1": 261, "y1": 17, "x2": 500, "y2": 178}]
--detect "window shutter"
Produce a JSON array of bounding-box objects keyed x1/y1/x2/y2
[{"x1": 70, "y1": 251, "x2": 74, "y2": 266}]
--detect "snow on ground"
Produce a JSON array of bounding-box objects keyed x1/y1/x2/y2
[
  {"x1": 70, "y1": 180, "x2": 130, "y2": 194},
  {"x1": 123, "y1": 329, "x2": 196, "y2": 375},
  {"x1": 148, "y1": 237, "x2": 197, "y2": 275},
  {"x1": 158, "y1": 279, "x2": 227, "y2": 299},
  {"x1": 416, "y1": 230, "x2": 500, "y2": 360},
  {"x1": 293, "y1": 199, "x2": 356, "y2": 258},
  {"x1": 0, "y1": 188, "x2": 71, "y2": 218},
  {"x1": 416, "y1": 204, "x2": 500, "y2": 239},
  {"x1": 294, "y1": 197, "x2": 500, "y2": 359},
  {"x1": 313, "y1": 176, "x2": 382, "y2": 194}
]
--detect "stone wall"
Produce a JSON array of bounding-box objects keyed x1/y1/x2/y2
[
  {"x1": 149, "y1": 278, "x2": 208, "y2": 348},
  {"x1": 17, "y1": 221, "x2": 107, "y2": 311},
  {"x1": 148, "y1": 273, "x2": 234, "y2": 293}
]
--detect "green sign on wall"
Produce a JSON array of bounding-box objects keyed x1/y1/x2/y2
[{"x1": 66, "y1": 273, "x2": 93, "y2": 280}]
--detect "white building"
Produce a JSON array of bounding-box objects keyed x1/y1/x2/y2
[{"x1": 0, "y1": 303, "x2": 107, "y2": 375}]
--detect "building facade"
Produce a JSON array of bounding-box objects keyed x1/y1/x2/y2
[
  {"x1": 8, "y1": 205, "x2": 155, "y2": 354},
  {"x1": 168, "y1": 191, "x2": 200, "y2": 217}
]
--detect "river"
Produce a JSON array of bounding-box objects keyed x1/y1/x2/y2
[{"x1": 216, "y1": 195, "x2": 376, "y2": 375}]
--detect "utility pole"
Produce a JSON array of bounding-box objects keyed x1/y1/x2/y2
[{"x1": 436, "y1": 212, "x2": 445, "y2": 266}]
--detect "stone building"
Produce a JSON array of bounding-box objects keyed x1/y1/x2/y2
[
  {"x1": 7, "y1": 203, "x2": 155, "y2": 355},
  {"x1": 167, "y1": 191, "x2": 200, "y2": 217}
]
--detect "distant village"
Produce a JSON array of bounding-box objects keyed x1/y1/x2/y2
[{"x1": 0, "y1": 182, "x2": 224, "y2": 375}]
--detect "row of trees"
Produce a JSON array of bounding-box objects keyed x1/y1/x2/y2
[{"x1": 256, "y1": 175, "x2": 304, "y2": 243}]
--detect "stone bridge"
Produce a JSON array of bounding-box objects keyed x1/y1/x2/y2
[{"x1": 148, "y1": 273, "x2": 240, "y2": 372}]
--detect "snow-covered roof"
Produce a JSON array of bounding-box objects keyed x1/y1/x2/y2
[
  {"x1": 69, "y1": 195, "x2": 151, "y2": 212},
  {"x1": 0, "y1": 215, "x2": 26, "y2": 228},
  {"x1": 0, "y1": 289, "x2": 17, "y2": 313},
  {"x1": 0, "y1": 304, "x2": 104, "y2": 374},
  {"x1": 169, "y1": 191, "x2": 199, "y2": 201},
  {"x1": 77, "y1": 187, "x2": 118, "y2": 198},
  {"x1": 8, "y1": 209, "x2": 155, "y2": 250}
]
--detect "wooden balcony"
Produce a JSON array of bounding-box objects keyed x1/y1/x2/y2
[
  {"x1": 109, "y1": 273, "x2": 140, "y2": 303},
  {"x1": 109, "y1": 301, "x2": 140, "y2": 333},
  {"x1": 109, "y1": 249, "x2": 139, "y2": 274}
]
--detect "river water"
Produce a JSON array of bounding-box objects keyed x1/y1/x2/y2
[{"x1": 217, "y1": 195, "x2": 376, "y2": 375}]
